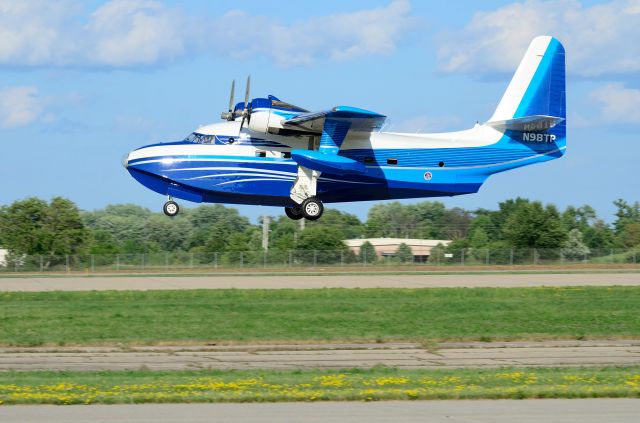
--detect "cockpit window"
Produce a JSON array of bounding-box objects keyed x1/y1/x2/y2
[{"x1": 185, "y1": 133, "x2": 215, "y2": 144}]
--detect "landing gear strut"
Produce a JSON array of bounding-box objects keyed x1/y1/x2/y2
[
  {"x1": 301, "y1": 197, "x2": 323, "y2": 220},
  {"x1": 288, "y1": 164, "x2": 323, "y2": 220},
  {"x1": 163, "y1": 199, "x2": 179, "y2": 217}
]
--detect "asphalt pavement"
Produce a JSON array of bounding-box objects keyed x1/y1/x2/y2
[
  {"x1": 1, "y1": 271, "x2": 639, "y2": 291},
  {"x1": 2, "y1": 340, "x2": 639, "y2": 371},
  {"x1": 1, "y1": 399, "x2": 639, "y2": 423}
]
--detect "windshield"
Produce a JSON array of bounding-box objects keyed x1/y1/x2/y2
[{"x1": 185, "y1": 132, "x2": 215, "y2": 144}]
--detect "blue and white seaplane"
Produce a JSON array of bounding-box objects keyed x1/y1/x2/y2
[{"x1": 123, "y1": 36, "x2": 566, "y2": 220}]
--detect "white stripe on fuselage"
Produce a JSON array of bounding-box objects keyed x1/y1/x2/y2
[
  {"x1": 185, "y1": 173, "x2": 295, "y2": 181},
  {"x1": 129, "y1": 123, "x2": 504, "y2": 165},
  {"x1": 216, "y1": 177, "x2": 294, "y2": 186},
  {"x1": 167, "y1": 166, "x2": 297, "y2": 176},
  {"x1": 168, "y1": 167, "x2": 379, "y2": 184},
  {"x1": 489, "y1": 36, "x2": 551, "y2": 121},
  {"x1": 354, "y1": 124, "x2": 502, "y2": 150}
]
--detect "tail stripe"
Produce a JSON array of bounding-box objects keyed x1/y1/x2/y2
[
  {"x1": 489, "y1": 36, "x2": 565, "y2": 122},
  {"x1": 514, "y1": 38, "x2": 565, "y2": 119}
]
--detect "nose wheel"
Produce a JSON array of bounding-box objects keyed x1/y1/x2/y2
[{"x1": 163, "y1": 200, "x2": 179, "y2": 217}]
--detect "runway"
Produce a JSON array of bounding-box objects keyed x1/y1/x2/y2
[
  {"x1": 1, "y1": 399, "x2": 639, "y2": 423},
  {"x1": 1, "y1": 271, "x2": 639, "y2": 291},
  {"x1": 2, "y1": 340, "x2": 639, "y2": 371},
  {"x1": 2, "y1": 273, "x2": 638, "y2": 373}
]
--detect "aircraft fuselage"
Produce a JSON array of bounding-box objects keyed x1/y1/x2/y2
[{"x1": 123, "y1": 120, "x2": 565, "y2": 207}]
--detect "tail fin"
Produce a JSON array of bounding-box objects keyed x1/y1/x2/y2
[{"x1": 489, "y1": 36, "x2": 565, "y2": 123}]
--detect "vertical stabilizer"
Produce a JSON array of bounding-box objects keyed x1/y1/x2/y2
[{"x1": 489, "y1": 36, "x2": 565, "y2": 122}]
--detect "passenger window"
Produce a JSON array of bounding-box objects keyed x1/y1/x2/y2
[
  {"x1": 256, "y1": 151, "x2": 266, "y2": 157},
  {"x1": 364, "y1": 157, "x2": 375, "y2": 164},
  {"x1": 387, "y1": 158, "x2": 398, "y2": 165},
  {"x1": 282, "y1": 152, "x2": 292, "y2": 159}
]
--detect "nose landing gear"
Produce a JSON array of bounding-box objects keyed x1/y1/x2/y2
[{"x1": 163, "y1": 199, "x2": 179, "y2": 217}]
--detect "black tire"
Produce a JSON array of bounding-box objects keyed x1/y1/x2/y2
[
  {"x1": 284, "y1": 206, "x2": 304, "y2": 220},
  {"x1": 163, "y1": 200, "x2": 179, "y2": 217},
  {"x1": 301, "y1": 197, "x2": 323, "y2": 220}
]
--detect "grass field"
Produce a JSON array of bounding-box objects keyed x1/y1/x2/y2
[
  {"x1": 0, "y1": 367, "x2": 638, "y2": 405},
  {"x1": 1, "y1": 286, "x2": 639, "y2": 346}
]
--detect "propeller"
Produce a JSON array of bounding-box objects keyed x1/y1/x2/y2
[
  {"x1": 239, "y1": 75, "x2": 251, "y2": 132},
  {"x1": 220, "y1": 80, "x2": 236, "y2": 121}
]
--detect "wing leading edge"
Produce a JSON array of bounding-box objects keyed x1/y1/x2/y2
[{"x1": 282, "y1": 106, "x2": 386, "y2": 134}]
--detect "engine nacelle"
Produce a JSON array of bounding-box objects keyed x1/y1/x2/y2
[
  {"x1": 247, "y1": 110, "x2": 271, "y2": 134},
  {"x1": 248, "y1": 110, "x2": 289, "y2": 135},
  {"x1": 246, "y1": 96, "x2": 300, "y2": 134}
]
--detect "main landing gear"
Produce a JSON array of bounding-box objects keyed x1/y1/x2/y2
[
  {"x1": 163, "y1": 199, "x2": 179, "y2": 217},
  {"x1": 284, "y1": 197, "x2": 324, "y2": 221},
  {"x1": 284, "y1": 205, "x2": 304, "y2": 220},
  {"x1": 302, "y1": 197, "x2": 323, "y2": 220}
]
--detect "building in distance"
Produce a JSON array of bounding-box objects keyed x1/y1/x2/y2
[{"x1": 343, "y1": 238, "x2": 451, "y2": 262}]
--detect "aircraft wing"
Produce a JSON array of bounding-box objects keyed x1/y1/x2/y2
[
  {"x1": 283, "y1": 106, "x2": 386, "y2": 154},
  {"x1": 282, "y1": 106, "x2": 386, "y2": 134}
]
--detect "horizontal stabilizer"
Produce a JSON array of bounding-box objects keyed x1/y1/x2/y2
[
  {"x1": 486, "y1": 115, "x2": 565, "y2": 132},
  {"x1": 291, "y1": 149, "x2": 366, "y2": 175}
]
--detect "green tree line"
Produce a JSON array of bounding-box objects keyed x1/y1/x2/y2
[{"x1": 1, "y1": 197, "x2": 639, "y2": 260}]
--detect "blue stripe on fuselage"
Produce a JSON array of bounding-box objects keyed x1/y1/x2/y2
[{"x1": 127, "y1": 130, "x2": 564, "y2": 205}]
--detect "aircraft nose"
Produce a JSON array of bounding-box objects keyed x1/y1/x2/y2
[{"x1": 121, "y1": 152, "x2": 130, "y2": 168}]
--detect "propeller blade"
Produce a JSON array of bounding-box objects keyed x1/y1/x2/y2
[
  {"x1": 243, "y1": 75, "x2": 251, "y2": 112},
  {"x1": 221, "y1": 79, "x2": 236, "y2": 121},
  {"x1": 228, "y1": 79, "x2": 235, "y2": 113},
  {"x1": 239, "y1": 75, "x2": 251, "y2": 135}
]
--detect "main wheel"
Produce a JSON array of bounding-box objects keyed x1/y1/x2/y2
[
  {"x1": 284, "y1": 205, "x2": 304, "y2": 220},
  {"x1": 301, "y1": 197, "x2": 323, "y2": 220},
  {"x1": 163, "y1": 200, "x2": 179, "y2": 217}
]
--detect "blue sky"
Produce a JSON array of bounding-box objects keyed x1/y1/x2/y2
[{"x1": 0, "y1": 0, "x2": 638, "y2": 222}]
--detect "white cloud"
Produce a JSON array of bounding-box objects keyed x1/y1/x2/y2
[
  {"x1": 0, "y1": 1, "x2": 79, "y2": 66},
  {"x1": 86, "y1": 0, "x2": 191, "y2": 66},
  {"x1": 591, "y1": 83, "x2": 640, "y2": 124},
  {"x1": 437, "y1": 0, "x2": 640, "y2": 77},
  {"x1": 267, "y1": 0, "x2": 414, "y2": 66},
  {"x1": 0, "y1": 0, "x2": 415, "y2": 68},
  {"x1": 0, "y1": 86, "x2": 52, "y2": 128},
  {"x1": 210, "y1": 0, "x2": 415, "y2": 67}
]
